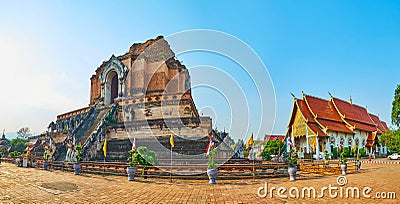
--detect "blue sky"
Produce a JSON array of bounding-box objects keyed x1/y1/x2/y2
[{"x1": 0, "y1": 1, "x2": 399, "y2": 140}]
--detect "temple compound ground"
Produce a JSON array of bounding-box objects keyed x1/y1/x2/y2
[{"x1": 1, "y1": 162, "x2": 399, "y2": 203}]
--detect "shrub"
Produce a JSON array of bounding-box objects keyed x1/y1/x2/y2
[
  {"x1": 359, "y1": 148, "x2": 366, "y2": 157},
  {"x1": 261, "y1": 151, "x2": 272, "y2": 161},
  {"x1": 43, "y1": 147, "x2": 51, "y2": 162},
  {"x1": 340, "y1": 152, "x2": 347, "y2": 164},
  {"x1": 287, "y1": 149, "x2": 298, "y2": 167},
  {"x1": 73, "y1": 145, "x2": 82, "y2": 163},
  {"x1": 324, "y1": 150, "x2": 330, "y2": 160},
  {"x1": 332, "y1": 147, "x2": 339, "y2": 159},
  {"x1": 10, "y1": 151, "x2": 22, "y2": 158},
  {"x1": 133, "y1": 146, "x2": 159, "y2": 175},
  {"x1": 342, "y1": 147, "x2": 350, "y2": 157},
  {"x1": 351, "y1": 148, "x2": 356, "y2": 157}
]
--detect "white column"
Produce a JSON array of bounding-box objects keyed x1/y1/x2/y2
[
  {"x1": 306, "y1": 125, "x2": 309, "y2": 153},
  {"x1": 291, "y1": 125, "x2": 295, "y2": 148},
  {"x1": 316, "y1": 136, "x2": 320, "y2": 160},
  {"x1": 370, "y1": 146, "x2": 373, "y2": 157}
]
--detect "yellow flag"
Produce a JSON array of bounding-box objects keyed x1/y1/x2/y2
[
  {"x1": 103, "y1": 139, "x2": 107, "y2": 157},
  {"x1": 246, "y1": 133, "x2": 254, "y2": 149},
  {"x1": 170, "y1": 134, "x2": 174, "y2": 148}
]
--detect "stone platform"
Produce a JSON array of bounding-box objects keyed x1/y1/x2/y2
[{"x1": 1, "y1": 162, "x2": 399, "y2": 203}]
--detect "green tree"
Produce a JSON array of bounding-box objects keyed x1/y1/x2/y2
[
  {"x1": 262, "y1": 139, "x2": 284, "y2": 156},
  {"x1": 17, "y1": 127, "x2": 30, "y2": 139},
  {"x1": 392, "y1": 84, "x2": 400, "y2": 127},
  {"x1": 380, "y1": 129, "x2": 400, "y2": 153},
  {"x1": 9, "y1": 138, "x2": 28, "y2": 153}
]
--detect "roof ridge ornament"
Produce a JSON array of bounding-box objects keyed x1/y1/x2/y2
[
  {"x1": 328, "y1": 91, "x2": 333, "y2": 99},
  {"x1": 350, "y1": 93, "x2": 353, "y2": 104},
  {"x1": 291, "y1": 92, "x2": 296, "y2": 100}
]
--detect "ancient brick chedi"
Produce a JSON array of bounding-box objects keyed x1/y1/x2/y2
[
  {"x1": 88, "y1": 36, "x2": 201, "y2": 129},
  {"x1": 29, "y1": 36, "x2": 231, "y2": 162}
]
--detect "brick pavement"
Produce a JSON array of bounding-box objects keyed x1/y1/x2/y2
[{"x1": 0, "y1": 162, "x2": 399, "y2": 203}]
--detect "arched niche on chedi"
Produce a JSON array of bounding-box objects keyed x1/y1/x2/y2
[{"x1": 100, "y1": 55, "x2": 128, "y2": 105}]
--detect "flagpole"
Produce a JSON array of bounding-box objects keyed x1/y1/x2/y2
[
  {"x1": 103, "y1": 157, "x2": 105, "y2": 177},
  {"x1": 170, "y1": 146, "x2": 172, "y2": 183},
  {"x1": 252, "y1": 148, "x2": 255, "y2": 182},
  {"x1": 103, "y1": 138, "x2": 106, "y2": 177}
]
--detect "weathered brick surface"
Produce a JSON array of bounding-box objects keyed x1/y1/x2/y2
[{"x1": 1, "y1": 162, "x2": 399, "y2": 203}]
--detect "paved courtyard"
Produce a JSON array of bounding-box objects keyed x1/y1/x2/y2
[{"x1": 1, "y1": 162, "x2": 399, "y2": 203}]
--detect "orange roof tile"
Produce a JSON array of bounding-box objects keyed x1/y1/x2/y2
[
  {"x1": 296, "y1": 99, "x2": 316, "y2": 123},
  {"x1": 304, "y1": 95, "x2": 343, "y2": 122},
  {"x1": 369, "y1": 114, "x2": 389, "y2": 133},
  {"x1": 332, "y1": 97, "x2": 376, "y2": 126},
  {"x1": 303, "y1": 95, "x2": 354, "y2": 134},
  {"x1": 350, "y1": 120, "x2": 379, "y2": 132},
  {"x1": 307, "y1": 123, "x2": 328, "y2": 136},
  {"x1": 316, "y1": 118, "x2": 353, "y2": 134}
]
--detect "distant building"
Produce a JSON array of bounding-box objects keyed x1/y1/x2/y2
[
  {"x1": 287, "y1": 92, "x2": 389, "y2": 159},
  {"x1": 264, "y1": 135, "x2": 285, "y2": 141},
  {"x1": 0, "y1": 131, "x2": 10, "y2": 154}
]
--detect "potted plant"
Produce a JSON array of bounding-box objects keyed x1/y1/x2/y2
[
  {"x1": 207, "y1": 147, "x2": 218, "y2": 184},
  {"x1": 42, "y1": 146, "x2": 51, "y2": 170},
  {"x1": 287, "y1": 149, "x2": 298, "y2": 181},
  {"x1": 126, "y1": 149, "x2": 137, "y2": 181},
  {"x1": 339, "y1": 152, "x2": 347, "y2": 175},
  {"x1": 134, "y1": 146, "x2": 159, "y2": 179},
  {"x1": 73, "y1": 145, "x2": 82, "y2": 175}
]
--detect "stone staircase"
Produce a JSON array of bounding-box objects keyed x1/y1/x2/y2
[
  {"x1": 79, "y1": 107, "x2": 110, "y2": 146},
  {"x1": 82, "y1": 103, "x2": 118, "y2": 160},
  {"x1": 53, "y1": 105, "x2": 112, "y2": 161},
  {"x1": 73, "y1": 108, "x2": 101, "y2": 144},
  {"x1": 54, "y1": 143, "x2": 67, "y2": 161}
]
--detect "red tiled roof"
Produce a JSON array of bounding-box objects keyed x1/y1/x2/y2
[
  {"x1": 296, "y1": 99, "x2": 316, "y2": 123},
  {"x1": 369, "y1": 114, "x2": 389, "y2": 133},
  {"x1": 307, "y1": 123, "x2": 328, "y2": 136},
  {"x1": 304, "y1": 95, "x2": 343, "y2": 122},
  {"x1": 350, "y1": 120, "x2": 379, "y2": 132},
  {"x1": 316, "y1": 118, "x2": 353, "y2": 133},
  {"x1": 264, "y1": 135, "x2": 285, "y2": 141},
  {"x1": 331, "y1": 97, "x2": 376, "y2": 126},
  {"x1": 289, "y1": 93, "x2": 388, "y2": 137},
  {"x1": 303, "y1": 95, "x2": 354, "y2": 133}
]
